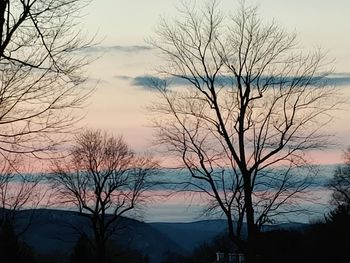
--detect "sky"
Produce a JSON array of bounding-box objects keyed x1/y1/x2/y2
[{"x1": 78, "y1": 0, "x2": 350, "y2": 166}]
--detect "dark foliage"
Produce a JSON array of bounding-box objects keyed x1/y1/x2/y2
[
  {"x1": 70, "y1": 234, "x2": 95, "y2": 263},
  {"x1": 164, "y1": 212, "x2": 349, "y2": 263},
  {"x1": 257, "y1": 216, "x2": 350, "y2": 263},
  {"x1": 0, "y1": 219, "x2": 36, "y2": 263},
  {"x1": 113, "y1": 247, "x2": 149, "y2": 263},
  {"x1": 35, "y1": 253, "x2": 68, "y2": 263},
  {"x1": 70, "y1": 233, "x2": 149, "y2": 263},
  {"x1": 162, "y1": 251, "x2": 188, "y2": 263},
  {"x1": 326, "y1": 204, "x2": 350, "y2": 224},
  {"x1": 162, "y1": 234, "x2": 237, "y2": 263},
  {"x1": 257, "y1": 230, "x2": 303, "y2": 263}
]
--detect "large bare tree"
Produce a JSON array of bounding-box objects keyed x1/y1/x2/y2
[
  {"x1": 0, "y1": 0, "x2": 93, "y2": 252},
  {"x1": 149, "y1": 1, "x2": 339, "y2": 261},
  {"x1": 50, "y1": 130, "x2": 159, "y2": 262},
  {"x1": 0, "y1": 0, "x2": 93, "y2": 156}
]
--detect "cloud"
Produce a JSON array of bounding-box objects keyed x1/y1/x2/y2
[
  {"x1": 79, "y1": 45, "x2": 153, "y2": 54},
  {"x1": 132, "y1": 75, "x2": 189, "y2": 89},
  {"x1": 130, "y1": 74, "x2": 350, "y2": 89},
  {"x1": 326, "y1": 74, "x2": 350, "y2": 86},
  {"x1": 114, "y1": 75, "x2": 133, "y2": 81}
]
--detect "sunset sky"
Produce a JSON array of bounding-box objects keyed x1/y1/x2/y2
[{"x1": 79, "y1": 0, "x2": 350, "y2": 165}]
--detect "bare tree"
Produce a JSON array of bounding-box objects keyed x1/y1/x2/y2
[
  {"x1": 0, "y1": 0, "x2": 93, "y2": 243},
  {"x1": 0, "y1": 153, "x2": 46, "y2": 244},
  {"x1": 149, "y1": 1, "x2": 339, "y2": 261},
  {"x1": 0, "y1": 0, "x2": 93, "y2": 156},
  {"x1": 49, "y1": 130, "x2": 158, "y2": 262},
  {"x1": 328, "y1": 147, "x2": 350, "y2": 210}
]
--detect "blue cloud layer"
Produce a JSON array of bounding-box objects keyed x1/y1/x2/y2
[{"x1": 125, "y1": 74, "x2": 350, "y2": 89}]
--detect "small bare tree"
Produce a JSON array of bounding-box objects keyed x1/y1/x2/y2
[
  {"x1": 149, "y1": 1, "x2": 339, "y2": 261},
  {"x1": 0, "y1": 153, "x2": 46, "y2": 244},
  {"x1": 0, "y1": 0, "x2": 93, "y2": 156},
  {"x1": 49, "y1": 130, "x2": 158, "y2": 262},
  {"x1": 328, "y1": 148, "x2": 350, "y2": 211}
]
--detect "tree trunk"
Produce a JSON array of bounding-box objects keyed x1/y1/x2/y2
[
  {"x1": 0, "y1": 0, "x2": 7, "y2": 49},
  {"x1": 226, "y1": 212, "x2": 235, "y2": 242},
  {"x1": 94, "y1": 235, "x2": 106, "y2": 263},
  {"x1": 96, "y1": 240, "x2": 106, "y2": 263},
  {"x1": 243, "y1": 172, "x2": 257, "y2": 263},
  {"x1": 93, "y1": 222, "x2": 107, "y2": 263}
]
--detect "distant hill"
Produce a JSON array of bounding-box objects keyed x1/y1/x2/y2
[
  {"x1": 150, "y1": 220, "x2": 227, "y2": 253},
  {"x1": 8, "y1": 209, "x2": 309, "y2": 263},
  {"x1": 13, "y1": 209, "x2": 184, "y2": 263},
  {"x1": 150, "y1": 220, "x2": 308, "y2": 254}
]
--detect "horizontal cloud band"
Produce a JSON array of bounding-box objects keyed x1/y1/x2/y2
[{"x1": 119, "y1": 74, "x2": 350, "y2": 89}]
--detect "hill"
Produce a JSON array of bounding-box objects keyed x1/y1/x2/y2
[
  {"x1": 14, "y1": 209, "x2": 184, "y2": 263},
  {"x1": 8, "y1": 209, "x2": 309, "y2": 263}
]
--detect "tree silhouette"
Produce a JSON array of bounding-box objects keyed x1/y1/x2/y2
[
  {"x1": 50, "y1": 130, "x2": 158, "y2": 263},
  {"x1": 0, "y1": 2, "x2": 92, "y2": 257},
  {"x1": 328, "y1": 147, "x2": 350, "y2": 210},
  {"x1": 0, "y1": 0, "x2": 93, "y2": 156},
  {"x1": 149, "y1": 0, "x2": 339, "y2": 261}
]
